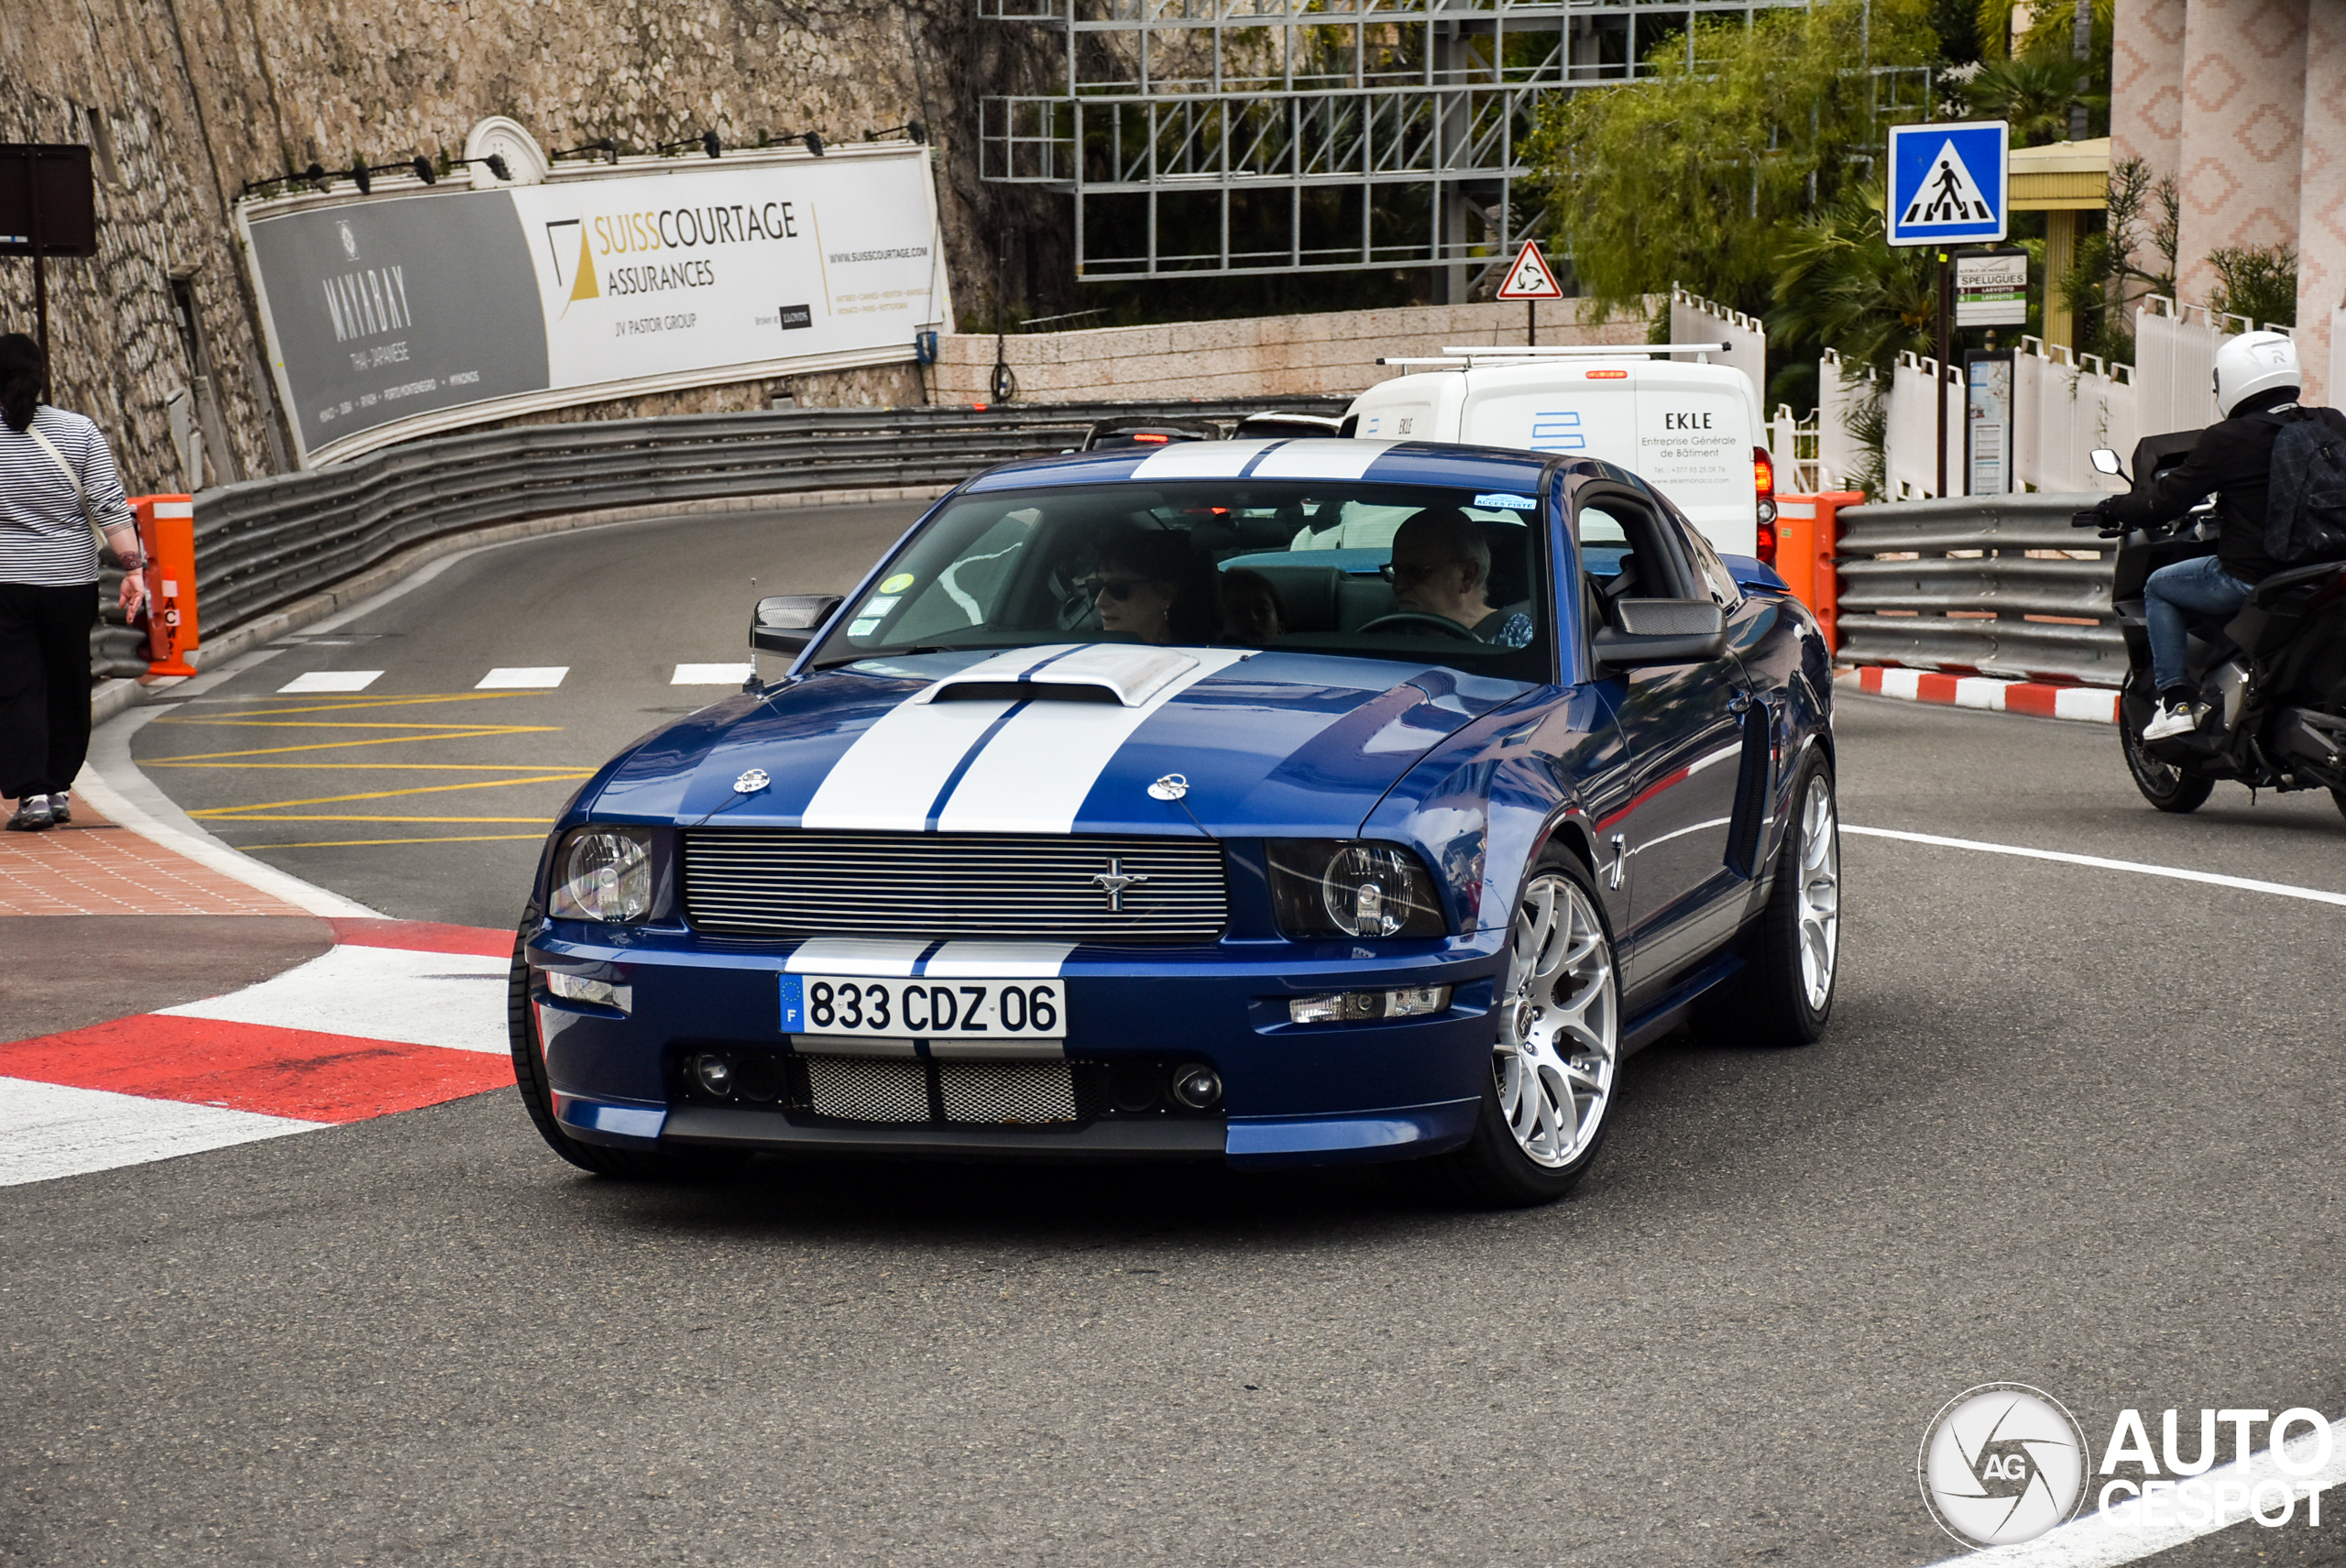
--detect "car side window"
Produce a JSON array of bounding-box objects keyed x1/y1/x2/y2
[
  {"x1": 1669, "y1": 507, "x2": 1744, "y2": 609},
  {"x1": 1575, "y1": 493, "x2": 1693, "y2": 623}
]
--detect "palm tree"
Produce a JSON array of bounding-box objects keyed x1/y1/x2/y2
[{"x1": 1964, "y1": 50, "x2": 2101, "y2": 147}]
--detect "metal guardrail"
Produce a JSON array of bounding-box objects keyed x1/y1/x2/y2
[
  {"x1": 1834, "y1": 492, "x2": 2124, "y2": 686},
  {"x1": 91, "y1": 397, "x2": 1343, "y2": 678}
]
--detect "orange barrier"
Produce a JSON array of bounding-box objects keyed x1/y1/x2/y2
[
  {"x1": 126, "y1": 495, "x2": 198, "y2": 676},
  {"x1": 1771, "y1": 490, "x2": 1860, "y2": 652}
]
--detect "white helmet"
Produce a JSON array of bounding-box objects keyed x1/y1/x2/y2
[{"x1": 2212, "y1": 329, "x2": 2300, "y2": 416}]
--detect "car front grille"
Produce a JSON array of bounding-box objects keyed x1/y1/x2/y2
[{"x1": 680, "y1": 830, "x2": 1228, "y2": 942}]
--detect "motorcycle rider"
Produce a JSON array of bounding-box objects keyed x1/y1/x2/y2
[{"x1": 2093, "y1": 331, "x2": 2346, "y2": 740}]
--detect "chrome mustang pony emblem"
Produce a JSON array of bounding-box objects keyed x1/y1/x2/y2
[{"x1": 1090, "y1": 858, "x2": 1151, "y2": 912}]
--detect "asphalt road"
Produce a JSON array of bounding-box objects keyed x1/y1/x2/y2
[{"x1": 10, "y1": 504, "x2": 2346, "y2": 1567}]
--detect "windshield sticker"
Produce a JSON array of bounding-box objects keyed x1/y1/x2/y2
[
  {"x1": 879, "y1": 573, "x2": 915, "y2": 593},
  {"x1": 1473, "y1": 493, "x2": 1537, "y2": 511},
  {"x1": 860, "y1": 595, "x2": 902, "y2": 615}
]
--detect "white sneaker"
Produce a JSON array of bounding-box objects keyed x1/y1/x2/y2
[{"x1": 2143, "y1": 701, "x2": 2201, "y2": 741}]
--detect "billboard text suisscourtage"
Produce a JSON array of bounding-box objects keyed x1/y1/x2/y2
[{"x1": 237, "y1": 144, "x2": 949, "y2": 466}]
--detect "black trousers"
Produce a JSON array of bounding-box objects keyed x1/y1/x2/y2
[{"x1": 0, "y1": 580, "x2": 99, "y2": 800}]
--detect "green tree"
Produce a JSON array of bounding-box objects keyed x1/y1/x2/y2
[
  {"x1": 2207, "y1": 246, "x2": 2299, "y2": 328},
  {"x1": 1523, "y1": 0, "x2": 1939, "y2": 323},
  {"x1": 1962, "y1": 49, "x2": 2103, "y2": 146},
  {"x1": 2059, "y1": 154, "x2": 2178, "y2": 363}
]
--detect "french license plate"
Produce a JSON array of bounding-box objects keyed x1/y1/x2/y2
[{"x1": 778, "y1": 973, "x2": 1063, "y2": 1039}]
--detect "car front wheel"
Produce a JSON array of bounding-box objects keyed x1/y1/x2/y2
[{"x1": 1434, "y1": 851, "x2": 1622, "y2": 1207}]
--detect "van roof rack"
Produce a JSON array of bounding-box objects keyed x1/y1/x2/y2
[{"x1": 1374, "y1": 343, "x2": 1726, "y2": 367}]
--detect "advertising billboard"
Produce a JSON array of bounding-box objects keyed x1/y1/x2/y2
[{"x1": 237, "y1": 145, "x2": 948, "y2": 466}]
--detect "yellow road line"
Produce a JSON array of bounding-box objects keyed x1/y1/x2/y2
[
  {"x1": 205, "y1": 814, "x2": 555, "y2": 823},
  {"x1": 192, "y1": 774, "x2": 593, "y2": 818},
  {"x1": 146, "y1": 761, "x2": 596, "y2": 773},
  {"x1": 246, "y1": 833, "x2": 554, "y2": 849},
  {"x1": 146, "y1": 729, "x2": 560, "y2": 762},
  {"x1": 153, "y1": 718, "x2": 552, "y2": 731},
  {"x1": 183, "y1": 692, "x2": 550, "y2": 718}
]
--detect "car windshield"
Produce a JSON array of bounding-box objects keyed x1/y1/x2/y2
[{"x1": 807, "y1": 480, "x2": 1552, "y2": 679}]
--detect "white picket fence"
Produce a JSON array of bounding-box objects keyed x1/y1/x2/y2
[{"x1": 1669, "y1": 285, "x2": 1769, "y2": 402}]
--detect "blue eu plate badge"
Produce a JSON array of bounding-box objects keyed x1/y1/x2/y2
[{"x1": 778, "y1": 973, "x2": 805, "y2": 1032}]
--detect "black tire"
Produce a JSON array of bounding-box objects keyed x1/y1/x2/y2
[
  {"x1": 508, "y1": 931, "x2": 740, "y2": 1180},
  {"x1": 1431, "y1": 849, "x2": 1623, "y2": 1208},
  {"x1": 1696, "y1": 751, "x2": 1841, "y2": 1049},
  {"x1": 2119, "y1": 672, "x2": 2216, "y2": 814}
]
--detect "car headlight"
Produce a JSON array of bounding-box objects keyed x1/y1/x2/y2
[
  {"x1": 1266, "y1": 839, "x2": 1447, "y2": 939},
  {"x1": 550, "y1": 826, "x2": 655, "y2": 924}
]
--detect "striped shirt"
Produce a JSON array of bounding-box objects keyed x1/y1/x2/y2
[{"x1": 0, "y1": 405, "x2": 136, "y2": 586}]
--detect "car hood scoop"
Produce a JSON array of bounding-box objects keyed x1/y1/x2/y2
[{"x1": 921, "y1": 645, "x2": 1201, "y2": 707}]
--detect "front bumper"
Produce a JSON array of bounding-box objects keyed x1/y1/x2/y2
[{"x1": 526, "y1": 921, "x2": 1503, "y2": 1170}]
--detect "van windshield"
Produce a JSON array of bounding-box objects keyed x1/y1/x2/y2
[{"x1": 807, "y1": 480, "x2": 1551, "y2": 681}]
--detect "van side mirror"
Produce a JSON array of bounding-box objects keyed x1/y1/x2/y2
[
  {"x1": 1591, "y1": 598, "x2": 1728, "y2": 666},
  {"x1": 750, "y1": 594, "x2": 844, "y2": 656}
]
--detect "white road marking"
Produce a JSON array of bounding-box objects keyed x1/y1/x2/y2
[
  {"x1": 0, "y1": 1078, "x2": 321, "y2": 1187},
  {"x1": 277, "y1": 670, "x2": 382, "y2": 694},
  {"x1": 158, "y1": 945, "x2": 511, "y2": 1053},
  {"x1": 671, "y1": 663, "x2": 754, "y2": 685},
  {"x1": 1933, "y1": 1413, "x2": 2346, "y2": 1567},
  {"x1": 1846, "y1": 825, "x2": 2346, "y2": 908},
  {"x1": 476, "y1": 666, "x2": 569, "y2": 689}
]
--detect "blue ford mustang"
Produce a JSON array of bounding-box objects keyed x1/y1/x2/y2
[{"x1": 510, "y1": 439, "x2": 1840, "y2": 1204}]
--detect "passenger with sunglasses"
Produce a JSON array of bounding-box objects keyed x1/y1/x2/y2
[
  {"x1": 1090, "y1": 530, "x2": 1208, "y2": 644},
  {"x1": 1381, "y1": 508, "x2": 1533, "y2": 648}
]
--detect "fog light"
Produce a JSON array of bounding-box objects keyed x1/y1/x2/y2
[
  {"x1": 694, "y1": 1053, "x2": 734, "y2": 1096},
  {"x1": 1168, "y1": 1063, "x2": 1222, "y2": 1111},
  {"x1": 544, "y1": 970, "x2": 631, "y2": 1014},
  {"x1": 1288, "y1": 984, "x2": 1452, "y2": 1025}
]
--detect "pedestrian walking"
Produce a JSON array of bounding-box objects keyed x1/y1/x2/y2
[{"x1": 0, "y1": 332, "x2": 147, "y2": 831}]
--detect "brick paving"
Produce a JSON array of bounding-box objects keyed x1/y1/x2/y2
[{"x1": 0, "y1": 795, "x2": 307, "y2": 917}]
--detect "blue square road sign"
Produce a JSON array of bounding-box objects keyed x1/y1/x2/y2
[{"x1": 1887, "y1": 120, "x2": 2009, "y2": 247}]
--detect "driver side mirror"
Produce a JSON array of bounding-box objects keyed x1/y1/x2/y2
[
  {"x1": 2090, "y1": 447, "x2": 2132, "y2": 483},
  {"x1": 750, "y1": 593, "x2": 844, "y2": 656},
  {"x1": 1591, "y1": 598, "x2": 1728, "y2": 667}
]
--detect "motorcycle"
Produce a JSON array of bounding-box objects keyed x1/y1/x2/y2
[{"x1": 2079, "y1": 433, "x2": 2346, "y2": 820}]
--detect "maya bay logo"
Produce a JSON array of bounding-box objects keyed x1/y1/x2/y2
[
  {"x1": 319, "y1": 220, "x2": 412, "y2": 345},
  {"x1": 1919, "y1": 1384, "x2": 2088, "y2": 1548}
]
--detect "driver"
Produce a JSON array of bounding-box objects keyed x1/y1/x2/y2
[
  {"x1": 2092, "y1": 331, "x2": 2346, "y2": 740},
  {"x1": 1384, "y1": 508, "x2": 1534, "y2": 647}
]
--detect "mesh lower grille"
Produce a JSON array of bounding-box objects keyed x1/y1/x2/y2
[
  {"x1": 937, "y1": 1060, "x2": 1080, "y2": 1124},
  {"x1": 805, "y1": 1058, "x2": 931, "y2": 1123}
]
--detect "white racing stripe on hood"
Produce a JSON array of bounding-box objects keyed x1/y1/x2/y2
[
  {"x1": 800, "y1": 646, "x2": 1078, "y2": 830},
  {"x1": 936, "y1": 646, "x2": 1252, "y2": 833}
]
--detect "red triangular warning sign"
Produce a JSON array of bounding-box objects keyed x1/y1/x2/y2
[{"x1": 1496, "y1": 239, "x2": 1564, "y2": 301}]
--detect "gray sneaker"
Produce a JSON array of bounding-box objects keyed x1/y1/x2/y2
[
  {"x1": 2143, "y1": 700, "x2": 2202, "y2": 741},
  {"x1": 5, "y1": 795, "x2": 55, "y2": 831},
  {"x1": 48, "y1": 789, "x2": 70, "y2": 825}
]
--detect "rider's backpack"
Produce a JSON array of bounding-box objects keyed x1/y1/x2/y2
[{"x1": 2262, "y1": 407, "x2": 2346, "y2": 565}]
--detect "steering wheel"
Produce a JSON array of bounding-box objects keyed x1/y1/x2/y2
[{"x1": 1358, "y1": 611, "x2": 1478, "y2": 641}]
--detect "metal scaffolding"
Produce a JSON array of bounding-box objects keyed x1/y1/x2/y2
[{"x1": 978, "y1": 0, "x2": 1842, "y2": 291}]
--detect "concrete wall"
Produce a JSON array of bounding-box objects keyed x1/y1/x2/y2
[
  {"x1": 930, "y1": 300, "x2": 1653, "y2": 405},
  {"x1": 0, "y1": 1, "x2": 1052, "y2": 493}
]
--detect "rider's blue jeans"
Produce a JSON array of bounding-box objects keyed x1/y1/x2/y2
[{"x1": 2144, "y1": 554, "x2": 2253, "y2": 696}]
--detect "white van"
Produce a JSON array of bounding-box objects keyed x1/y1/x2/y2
[{"x1": 1339, "y1": 349, "x2": 1774, "y2": 558}]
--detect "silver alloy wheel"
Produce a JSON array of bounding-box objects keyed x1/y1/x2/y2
[
  {"x1": 1794, "y1": 771, "x2": 1841, "y2": 1011},
  {"x1": 1496, "y1": 873, "x2": 1619, "y2": 1168}
]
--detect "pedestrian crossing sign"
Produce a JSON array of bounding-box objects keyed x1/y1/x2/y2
[{"x1": 1886, "y1": 120, "x2": 2009, "y2": 247}]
